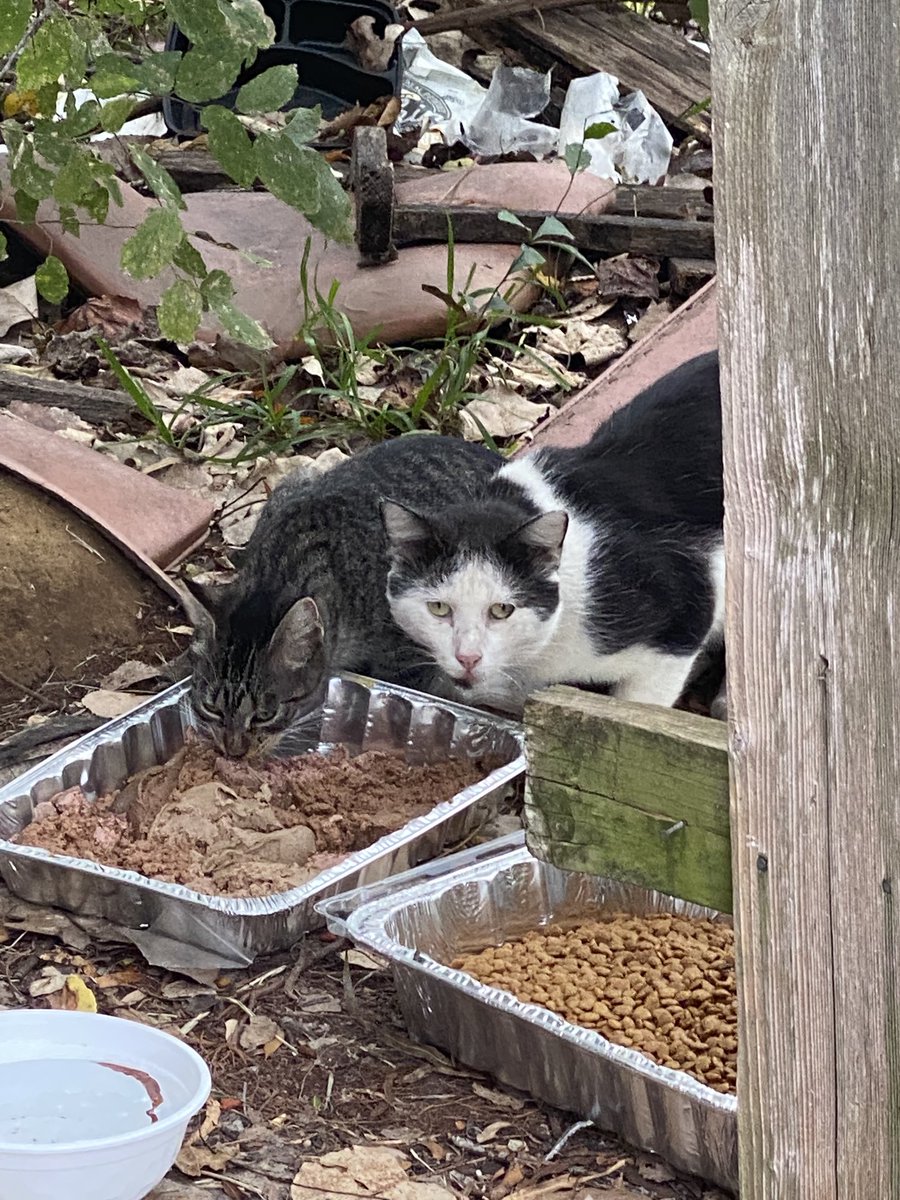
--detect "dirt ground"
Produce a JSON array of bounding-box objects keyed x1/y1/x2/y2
[
  {"x1": 0, "y1": 907, "x2": 733, "y2": 1200},
  {"x1": 0, "y1": 472, "x2": 188, "y2": 728}
]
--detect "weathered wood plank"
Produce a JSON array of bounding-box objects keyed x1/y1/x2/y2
[
  {"x1": 393, "y1": 206, "x2": 714, "y2": 257},
  {"x1": 0, "y1": 368, "x2": 143, "y2": 430},
  {"x1": 525, "y1": 687, "x2": 730, "y2": 910},
  {"x1": 525, "y1": 783, "x2": 732, "y2": 913},
  {"x1": 667, "y1": 256, "x2": 716, "y2": 296},
  {"x1": 712, "y1": 1, "x2": 900, "y2": 1196}
]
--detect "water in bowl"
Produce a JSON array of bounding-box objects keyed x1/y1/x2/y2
[{"x1": 0, "y1": 1059, "x2": 164, "y2": 1144}]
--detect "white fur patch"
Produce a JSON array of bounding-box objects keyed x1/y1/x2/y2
[{"x1": 389, "y1": 455, "x2": 726, "y2": 712}]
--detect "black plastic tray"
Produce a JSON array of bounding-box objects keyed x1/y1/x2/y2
[{"x1": 163, "y1": 0, "x2": 403, "y2": 138}]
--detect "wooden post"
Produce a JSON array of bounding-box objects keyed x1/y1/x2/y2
[{"x1": 711, "y1": 3, "x2": 900, "y2": 1196}]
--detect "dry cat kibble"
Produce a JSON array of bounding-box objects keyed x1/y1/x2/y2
[{"x1": 451, "y1": 913, "x2": 736, "y2": 1094}]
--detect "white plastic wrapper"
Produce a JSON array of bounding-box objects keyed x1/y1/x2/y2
[
  {"x1": 397, "y1": 30, "x2": 488, "y2": 148},
  {"x1": 398, "y1": 34, "x2": 673, "y2": 182},
  {"x1": 557, "y1": 71, "x2": 674, "y2": 184}
]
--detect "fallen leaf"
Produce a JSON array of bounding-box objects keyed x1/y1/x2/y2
[
  {"x1": 55, "y1": 295, "x2": 144, "y2": 339},
  {"x1": 95, "y1": 967, "x2": 145, "y2": 989},
  {"x1": 197, "y1": 1098, "x2": 222, "y2": 1140},
  {"x1": 419, "y1": 1137, "x2": 446, "y2": 1161},
  {"x1": 0, "y1": 276, "x2": 38, "y2": 337},
  {"x1": 536, "y1": 320, "x2": 628, "y2": 367},
  {"x1": 239, "y1": 1013, "x2": 283, "y2": 1052},
  {"x1": 476, "y1": 1120, "x2": 512, "y2": 1144},
  {"x1": 502, "y1": 350, "x2": 584, "y2": 396},
  {"x1": 627, "y1": 299, "x2": 673, "y2": 344},
  {"x1": 503, "y1": 1164, "x2": 526, "y2": 1189},
  {"x1": 29, "y1": 966, "x2": 67, "y2": 998},
  {"x1": 460, "y1": 389, "x2": 551, "y2": 441},
  {"x1": 341, "y1": 948, "x2": 385, "y2": 970},
  {"x1": 47, "y1": 974, "x2": 97, "y2": 1012},
  {"x1": 80, "y1": 690, "x2": 147, "y2": 718},
  {"x1": 176, "y1": 1141, "x2": 241, "y2": 1177},
  {"x1": 292, "y1": 1145, "x2": 453, "y2": 1200},
  {"x1": 471, "y1": 1082, "x2": 526, "y2": 1111},
  {"x1": 7, "y1": 399, "x2": 95, "y2": 440},
  {"x1": 100, "y1": 660, "x2": 163, "y2": 691}
]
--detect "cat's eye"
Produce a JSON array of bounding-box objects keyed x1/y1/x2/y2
[
  {"x1": 193, "y1": 697, "x2": 221, "y2": 721},
  {"x1": 427, "y1": 601, "x2": 452, "y2": 618},
  {"x1": 489, "y1": 602, "x2": 515, "y2": 620}
]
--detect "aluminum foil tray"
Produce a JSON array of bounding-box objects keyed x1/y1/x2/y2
[
  {"x1": 346, "y1": 846, "x2": 738, "y2": 1192},
  {"x1": 0, "y1": 675, "x2": 524, "y2": 966}
]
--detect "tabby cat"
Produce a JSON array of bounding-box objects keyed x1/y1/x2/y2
[
  {"x1": 180, "y1": 434, "x2": 500, "y2": 756},
  {"x1": 382, "y1": 352, "x2": 723, "y2": 714}
]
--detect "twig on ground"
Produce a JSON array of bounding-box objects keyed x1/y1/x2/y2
[{"x1": 0, "y1": 669, "x2": 58, "y2": 713}]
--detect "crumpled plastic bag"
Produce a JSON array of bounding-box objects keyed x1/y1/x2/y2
[
  {"x1": 557, "y1": 71, "x2": 673, "y2": 183},
  {"x1": 397, "y1": 36, "x2": 672, "y2": 181}
]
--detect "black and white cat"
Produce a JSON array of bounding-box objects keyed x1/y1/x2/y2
[{"x1": 381, "y1": 351, "x2": 723, "y2": 714}]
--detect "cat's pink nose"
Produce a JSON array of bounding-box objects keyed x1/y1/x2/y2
[{"x1": 456, "y1": 652, "x2": 482, "y2": 671}]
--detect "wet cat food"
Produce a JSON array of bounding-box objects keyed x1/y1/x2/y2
[
  {"x1": 16, "y1": 733, "x2": 481, "y2": 897},
  {"x1": 451, "y1": 913, "x2": 736, "y2": 1094}
]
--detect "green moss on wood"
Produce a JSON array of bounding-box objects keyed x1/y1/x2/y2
[{"x1": 525, "y1": 687, "x2": 732, "y2": 912}]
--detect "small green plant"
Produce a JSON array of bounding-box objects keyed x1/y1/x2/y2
[{"x1": 95, "y1": 123, "x2": 607, "y2": 459}]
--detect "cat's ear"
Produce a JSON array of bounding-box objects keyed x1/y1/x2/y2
[
  {"x1": 513, "y1": 510, "x2": 569, "y2": 567},
  {"x1": 174, "y1": 578, "x2": 218, "y2": 641},
  {"x1": 267, "y1": 597, "x2": 323, "y2": 672},
  {"x1": 381, "y1": 500, "x2": 433, "y2": 561}
]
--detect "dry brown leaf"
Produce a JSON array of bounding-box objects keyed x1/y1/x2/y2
[
  {"x1": 95, "y1": 967, "x2": 146, "y2": 989},
  {"x1": 471, "y1": 1082, "x2": 525, "y2": 1111},
  {"x1": 0, "y1": 276, "x2": 38, "y2": 336},
  {"x1": 29, "y1": 966, "x2": 67, "y2": 998},
  {"x1": 292, "y1": 1145, "x2": 453, "y2": 1200},
  {"x1": 55, "y1": 295, "x2": 143, "y2": 339},
  {"x1": 627, "y1": 299, "x2": 673, "y2": 344},
  {"x1": 476, "y1": 1120, "x2": 512, "y2": 1144},
  {"x1": 636, "y1": 1157, "x2": 676, "y2": 1183},
  {"x1": 80, "y1": 689, "x2": 147, "y2": 718},
  {"x1": 341, "y1": 948, "x2": 384, "y2": 971},
  {"x1": 502, "y1": 1164, "x2": 526, "y2": 1190},
  {"x1": 100, "y1": 660, "x2": 163, "y2": 691},
  {"x1": 536, "y1": 320, "x2": 628, "y2": 368},
  {"x1": 460, "y1": 389, "x2": 551, "y2": 441},
  {"x1": 200, "y1": 1098, "x2": 222, "y2": 1140},
  {"x1": 176, "y1": 1141, "x2": 241, "y2": 1177},
  {"x1": 239, "y1": 1013, "x2": 283, "y2": 1052}
]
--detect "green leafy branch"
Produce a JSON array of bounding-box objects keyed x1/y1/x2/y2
[{"x1": 0, "y1": 0, "x2": 353, "y2": 348}]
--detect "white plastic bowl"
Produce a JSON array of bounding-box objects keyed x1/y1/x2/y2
[{"x1": 0, "y1": 1009, "x2": 211, "y2": 1200}]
